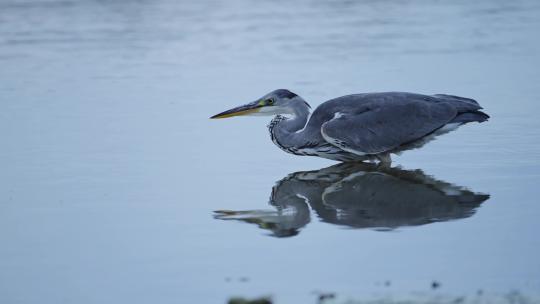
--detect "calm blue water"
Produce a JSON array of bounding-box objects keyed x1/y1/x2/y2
[{"x1": 1, "y1": 0, "x2": 540, "y2": 303}]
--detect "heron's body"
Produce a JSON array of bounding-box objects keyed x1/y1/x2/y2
[{"x1": 211, "y1": 90, "x2": 489, "y2": 163}]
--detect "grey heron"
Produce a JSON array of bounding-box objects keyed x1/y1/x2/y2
[{"x1": 210, "y1": 89, "x2": 489, "y2": 163}]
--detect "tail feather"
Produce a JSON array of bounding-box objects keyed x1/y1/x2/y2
[
  {"x1": 432, "y1": 94, "x2": 483, "y2": 112},
  {"x1": 433, "y1": 94, "x2": 480, "y2": 106},
  {"x1": 451, "y1": 110, "x2": 490, "y2": 123}
]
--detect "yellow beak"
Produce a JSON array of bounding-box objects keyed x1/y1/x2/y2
[{"x1": 210, "y1": 101, "x2": 262, "y2": 119}]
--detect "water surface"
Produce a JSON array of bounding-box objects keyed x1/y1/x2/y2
[{"x1": 1, "y1": 0, "x2": 540, "y2": 303}]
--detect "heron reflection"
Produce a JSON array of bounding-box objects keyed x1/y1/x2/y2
[{"x1": 214, "y1": 163, "x2": 489, "y2": 237}]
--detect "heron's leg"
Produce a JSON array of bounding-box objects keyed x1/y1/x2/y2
[{"x1": 376, "y1": 153, "x2": 392, "y2": 167}]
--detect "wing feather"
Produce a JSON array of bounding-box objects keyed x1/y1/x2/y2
[{"x1": 321, "y1": 101, "x2": 457, "y2": 155}]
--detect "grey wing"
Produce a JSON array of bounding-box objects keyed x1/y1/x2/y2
[{"x1": 321, "y1": 101, "x2": 457, "y2": 155}]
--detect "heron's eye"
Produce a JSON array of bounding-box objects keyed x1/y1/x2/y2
[{"x1": 267, "y1": 99, "x2": 274, "y2": 105}]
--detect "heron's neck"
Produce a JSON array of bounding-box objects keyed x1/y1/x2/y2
[{"x1": 269, "y1": 103, "x2": 311, "y2": 149}]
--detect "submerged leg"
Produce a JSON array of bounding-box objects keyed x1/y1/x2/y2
[{"x1": 376, "y1": 153, "x2": 392, "y2": 167}]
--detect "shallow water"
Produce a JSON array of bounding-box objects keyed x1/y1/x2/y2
[{"x1": 1, "y1": 0, "x2": 540, "y2": 303}]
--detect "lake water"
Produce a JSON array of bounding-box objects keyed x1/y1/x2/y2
[{"x1": 1, "y1": 0, "x2": 540, "y2": 303}]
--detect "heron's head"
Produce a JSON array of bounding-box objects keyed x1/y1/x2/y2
[{"x1": 210, "y1": 89, "x2": 310, "y2": 119}]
